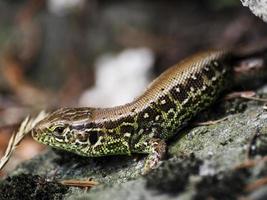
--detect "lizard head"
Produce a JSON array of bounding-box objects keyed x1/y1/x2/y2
[
  {"x1": 32, "y1": 107, "x2": 102, "y2": 156},
  {"x1": 31, "y1": 107, "x2": 130, "y2": 157}
]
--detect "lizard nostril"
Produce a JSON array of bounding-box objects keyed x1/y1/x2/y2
[{"x1": 31, "y1": 129, "x2": 39, "y2": 138}]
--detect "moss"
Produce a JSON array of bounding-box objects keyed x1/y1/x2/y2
[
  {"x1": 145, "y1": 154, "x2": 202, "y2": 195},
  {"x1": 248, "y1": 127, "x2": 267, "y2": 158},
  {"x1": 0, "y1": 174, "x2": 68, "y2": 200},
  {"x1": 194, "y1": 168, "x2": 250, "y2": 200},
  {"x1": 199, "y1": 98, "x2": 247, "y2": 122}
]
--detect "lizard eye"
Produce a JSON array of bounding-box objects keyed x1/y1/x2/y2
[
  {"x1": 51, "y1": 125, "x2": 66, "y2": 140},
  {"x1": 53, "y1": 126, "x2": 65, "y2": 134}
]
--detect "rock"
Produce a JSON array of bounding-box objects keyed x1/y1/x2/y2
[
  {"x1": 2, "y1": 96, "x2": 267, "y2": 199},
  {"x1": 241, "y1": 0, "x2": 267, "y2": 22}
]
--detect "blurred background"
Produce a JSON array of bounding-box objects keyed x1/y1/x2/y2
[{"x1": 0, "y1": 0, "x2": 266, "y2": 177}]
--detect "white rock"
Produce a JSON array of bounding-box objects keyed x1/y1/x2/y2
[
  {"x1": 79, "y1": 47, "x2": 155, "y2": 107},
  {"x1": 241, "y1": 0, "x2": 267, "y2": 22},
  {"x1": 47, "y1": 0, "x2": 85, "y2": 16}
]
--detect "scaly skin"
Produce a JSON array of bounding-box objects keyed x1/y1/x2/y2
[{"x1": 32, "y1": 50, "x2": 234, "y2": 174}]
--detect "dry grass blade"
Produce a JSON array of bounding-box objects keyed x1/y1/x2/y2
[
  {"x1": 0, "y1": 111, "x2": 48, "y2": 171},
  {"x1": 60, "y1": 179, "x2": 99, "y2": 187}
]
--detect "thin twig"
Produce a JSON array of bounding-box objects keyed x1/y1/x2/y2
[
  {"x1": 224, "y1": 91, "x2": 256, "y2": 100},
  {"x1": 195, "y1": 116, "x2": 229, "y2": 126},
  {"x1": 245, "y1": 177, "x2": 267, "y2": 192},
  {"x1": 241, "y1": 95, "x2": 267, "y2": 102},
  {"x1": 235, "y1": 156, "x2": 267, "y2": 170},
  {"x1": 225, "y1": 91, "x2": 267, "y2": 102}
]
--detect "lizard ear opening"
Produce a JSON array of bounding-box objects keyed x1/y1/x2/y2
[{"x1": 89, "y1": 132, "x2": 98, "y2": 145}]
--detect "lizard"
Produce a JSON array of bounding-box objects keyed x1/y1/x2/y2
[{"x1": 31, "y1": 48, "x2": 267, "y2": 174}]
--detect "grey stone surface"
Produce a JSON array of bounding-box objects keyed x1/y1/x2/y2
[
  {"x1": 5, "y1": 95, "x2": 267, "y2": 199},
  {"x1": 241, "y1": 0, "x2": 267, "y2": 22}
]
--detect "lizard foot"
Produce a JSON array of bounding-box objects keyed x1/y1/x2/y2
[{"x1": 142, "y1": 138, "x2": 166, "y2": 175}]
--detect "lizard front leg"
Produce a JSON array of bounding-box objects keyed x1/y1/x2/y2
[{"x1": 132, "y1": 137, "x2": 167, "y2": 174}]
